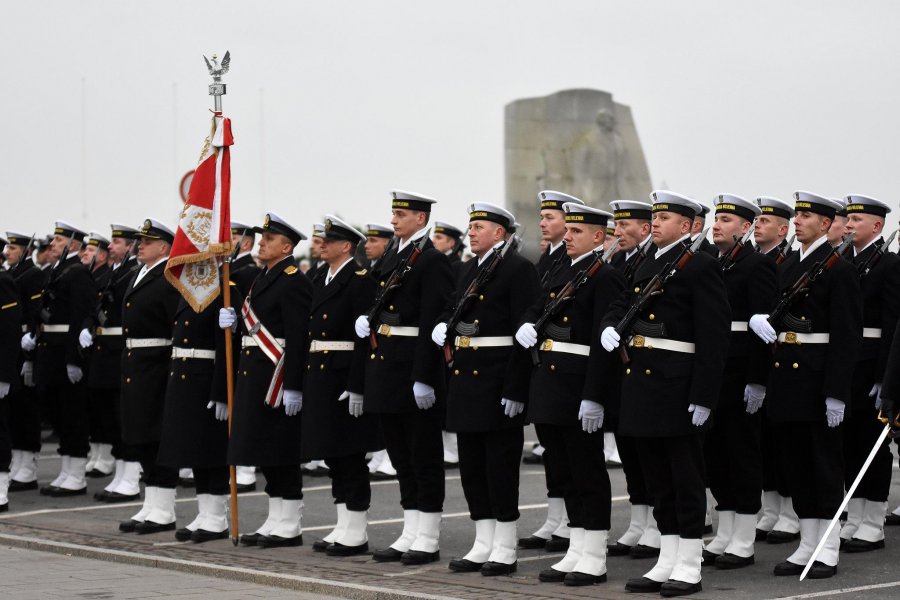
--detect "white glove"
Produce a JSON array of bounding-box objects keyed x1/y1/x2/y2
[
  {"x1": 354, "y1": 315, "x2": 370, "y2": 338},
  {"x1": 749, "y1": 314, "x2": 777, "y2": 344},
  {"x1": 413, "y1": 381, "x2": 436, "y2": 410},
  {"x1": 600, "y1": 326, "x2": 620, "y2": 352},
  {"x1": 218, "y1": 307, "x2": 237, "y2": 330},
  {"x1": 870, "y1": 382, "x2": 883, "y2": 410},
  {"x1": 21, "y1": 361, "x2": 34, "y2": 387},
  {"x1": 66, "y1": 364, "x2": 83, "y2": 384},
  {"x1": 515, "y1": 323, "x2": 538, "y2": 349},
  {"x1": 688, "y1": 403, "x2": 710, "y2": 426},
  {"x1": 21, "y1": 332, "x2": 36, "y2": 352},
  {"x1": 578, "y1": 400, "x2": 604, "y2": 433},
  {"x1": 283, "y1": 389, "x2": 303, "y2": 416},
  {"x1": 825, "y1": 397, "x2": 845, "y2": 428},
  {"x1": 78, "y1": 328, "x2": 93, "y2": 349},
  {"x1": 0, "y1": 382, "x2": 9, "y2": 399},
  {"x1": 744, "y1": 383, "x2": 766, "y2": 414},
  {"x1": 206, "y1": 400, "x2": 228, "y2": 421},
  {"x1": 348, "y1": 392, "x2": 364, "y2": 417},
  {"x1": 431, "y1": 322, "x2": 448, "y2": 347},
  {"x1": 501, "y1": 398, "x2": 525, "y2": 418}
]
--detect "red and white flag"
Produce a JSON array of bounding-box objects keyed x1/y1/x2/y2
[{"x1": 165, "y1": 112, "x2": 234, "y2": 311}]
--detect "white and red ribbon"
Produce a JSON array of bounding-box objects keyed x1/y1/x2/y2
[{"x1": 241, "y1": 294, "x2": 285, "y2": 408}]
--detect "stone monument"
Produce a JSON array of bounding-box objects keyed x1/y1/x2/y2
[{"x1": 505, "y1": 89, "x2": 652, "y2": 257}]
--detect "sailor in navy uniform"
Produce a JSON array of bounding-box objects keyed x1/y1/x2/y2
[
  {"x1": 0, "y1": 261, "x2": 23, "y2": 511},
  {"x1": 827, "y1": 198, "x2": 850, "y2": 246},
  {"x1": 838, "y1": 195, "x2": 900, "y2": 552},
  {"x1": 601, "y1": 191, "x2": 730, "y2": 597},
  {"x1": 219, "y1": 212, "x2": 312, "y2": 548},
  {"x1": 355, "y1": 190, "x2": 454, "y2": 566},
  {"x1": 691, "y1": 203, "x2": 717, "y2": 256},
  {"x1": 364, "y1": 223, "x2": 394, "y2": 282},
  {"x1": 749, "y1": 191, "x2": 862, "y2": 579},
  {"x1": 306, "y1": 222, "x2": 328, "y2": 285},
  {"x1": 432, "y1": 221, "x2": 466, "y2": 282}
]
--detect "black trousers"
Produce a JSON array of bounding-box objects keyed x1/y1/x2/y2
[
  {"x1": 843, "y1": 410, "x2": 892, "y2": 501},
  {"x1": 327, "y1": 453, "x2": 371, "y2": 511},
  {"x1": 0, "y1": 398, "x2": 11, "y2": 472},
  {"x1": 87, "y1": 387, "x2": 122, "y2": 451},
  {"x1": 134, "y1": 442, "x2": 177, "y2": 488},
  {"x1": 540, "y1": 424, "x2": 611, "y2": 530},
  {"x1": 534, "y1": 423, "x2": 566, "y2": 498},
  {"x1": 760, "y1": 413, "x2": 791, "y2": 496},
  {"x1": 379, "y1": 410, "x2": 444, "y2": 513},
  {"x1": 458, "y1": 427, "x2": 523, "y2": 522},
  {"x1": 261, "y1": 465, "x2": 303, "y2": 500},
  {"x1": 638, "y1": 435, "x2": 707, "y2": 539},
  {"x1": 8, "y1": 386, "x2": 41, "y2": 452},
  {"x1": 194, "y1": 466, "x2": 230, "y2": 495},
  {"x1": 774, "y1": 421, "x2": 843, "y2": 519},
  {"x1": 45, "y1": 383, "x2": 89, "y2": 458},
  {"x1": 617, "y1": 434, "x2": 651, "y2": 505},
  {"x1": 705, "y1": 395, "x2": 763, "y2": 514}
]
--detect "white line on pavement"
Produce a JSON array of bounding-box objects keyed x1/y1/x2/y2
[{"x1": 767, "y1": 580, "x2": 900, "y2": 599}]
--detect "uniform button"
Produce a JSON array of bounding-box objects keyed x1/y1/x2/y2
[
  {"x1": 473, "y1": 370, "x2": 479, "y2": 376},
  {"x1": 322, "y1": 332, "x2": 327, "y2": 337},
  {"x1": 126, "y1": 377, "x2": 131, "y2": 383},
  {"x1": 184, "y1": 320, "x2": 189, "y2": 326},
  {"x1": 380, "y1": 355, "x2": 385, "y2": 360},
  {"x1": 479, "y1": 294, "x2": 484, "y2": 301},
  {"x1": 472, "y1": 346, "x2": 478, "y2": 351},
  {"x1": 126, "y1": 302, "x2": 131, "y2": 308},
  {"x1": 774, "y1": 362, "x2": 780, "y2": 368},
  {"x1": 563, "y1": 317, "x2": 568, "y2": 323},
  {"x1": 170, "y1": 371, "x2": 173, "y2": 376},
  {"x1": 307, "y1": 365, "x2": 310, "y2": 370},
  {"x1": 124, "y1": 328, "x2": 129, "y2": 333},
  {"x1": 792, "y1": 362, "x2": 799, "y2": 369},
  {"x1": 454, "y1": 369, "x2": 460, "y2": 375},
  {"x1": 370, "y1": 353, "x2": 376, "y2": 359},
  {"x1": 634, "y1": 287, "x2": 640, "y2": 293},
  {"x1": 323, "y1": 314, "x2": 328, "y2": 320},
  {"x1": 182, "y1": 357, "x2": 186, "y2": 362},
  {"x1": 181, "y1": 374, "x2": 186, "y2": 380},
  {"x1": 549, "y1": 365, "x2": 556, "y2": 371},
  {"x1": 182, "y1": 338, "x2": 188, "y2": 343},
  {"x1": 800, "y1": 316, "x2": 806, "y2": 320},
  {"x1": 645, "y1": 369, "x2": 651, "y2": 375},
  {"x1": 549, "y1": 293, "x2": 556, "y2": 299},
  {"x1": 96, "y1": 345, "x2": 102, "y2": 350},
  {"x1": 649, "y1": 314, "x2": 655, "y2": 320},
  {"x1": 320, "y1": 364, "x2": 325, "y2": 370},
  {"x1": 323, "y1": 350, "x2": 329, "y2": 354},
  {"x1": 127, "y1": 351, "x2": 132, "y2": 358},
  {"x1": 243, "y1": 370, "x2": 248, "y2": 376},
  {"x1": 474, "y1": 319, "x2": 479, "y2": 325},
  {"x1": 388, "y1": 305, "x2": 394, "y2": 311},
  {"x1": 245, "y1": 350, "x2": 250, "y2": 356},
  {"x1": 626, "y1": 368, "x2": 631, "y2": 375}
]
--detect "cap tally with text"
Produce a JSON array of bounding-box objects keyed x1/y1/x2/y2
[
  {"x1": 610, "y1": 200, "x2": 652, "y2": 221},
  {"x1": 365, "y1": 223, "x2": 393, "y2": 239},
  {"x1": 5, "y1": 231, "x2": 32, "y2": 247},
  {"x1": 434, "y1": 221, "x2": 464, "y2": 240},
  {"x1": 715, "y1": 194, "x2": 761, "y2": 222},
  {"x1": 323, "y1": 214, "x2": 366, "y2": 244},
  {"x1": 696, "y1": 203, "x2": 711, "y2": 219},
  {"x1": 650, "y1": 190, "x2": 702, "y2": 219},
  {"x1": 110, "y1": 224, "x2": 139, "y2": 240},
  {"x1": 563, "y1": 202, "x2": 612, "y2": 226},
  {"x1": 136, "y1": 218, "x2": 175, "y2": 244},
  {"x1": 87, "y1": 232, "x2": 111, "y2": 251},
  {"x1": 311, "y1": 223, "x2": 326, "y2": 238},
  {"x1": 845, "y1": 194, "x2": 890, "y2": 218},
  {"x1": 755, "y1": 197, "x2": 794, "y2": 220},
  {"x1": 231, "y1": 221, "x2": 254, "y2": 237},
  {"x1": 792, "y1": 191, "x2": 843, "y2": 219},
  {"x1": 53, "y1": 220, "x2": 86, "y2": 240},
  {"x1": 391, "y1": 190, "x2": 437, "y2": 213},
  {"x1": 36, "y1": 235, "x2": 52, "y2": 250},
  {"x1": 539, "y1": 190, "x2": 584, "y2": 211},
  {"x1": 607, "y1": 219, "x2": 616, "y2": 236},
  {"x1": 468, "y1": 202, "x2": 515, "y2": 229},
  {"x1": 255, "y1": 212, "x2": 306, "y2": 245}
]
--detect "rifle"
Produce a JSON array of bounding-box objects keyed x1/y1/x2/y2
[
  {"x1": 442, "y1": 240, "x2": 512, "y2": 366},
  {"x1": 622, "y1": 236, "x2": 652, "y2": 283},
  {"x1": 33, "y1": 231, "x2": 77, "y2": 336},
  {"x1": 614, "y1": 232, "x2": 708, "y2": 365},
  {"x1": 858, "y1": 230, "x2": 897, "y2": 278},
  {"x1": 539, "y1": 247, "x2": 567, "y2": 291},
  {"x1": 719, "y1": 224, "x2": 756, "y2": 270},
  {"x1": 230, "y1": 230, "x2": 248, "y2": 263},
  {"x1": 767, "y1": 232, "x2": 855, "y2": 331},
  {"x1": 530, "y1": 239, "x2": 620, "y2": 367},
  {"x1": 775, "y1": 234, "x2": 795, "y2": 265},
  {"x1": 365, "y1": 230, "x2": 430, "y2": 350}
]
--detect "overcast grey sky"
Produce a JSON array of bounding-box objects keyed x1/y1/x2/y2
[{"x1": 2, "y1": 1, "x2": 898, "y2": 252}]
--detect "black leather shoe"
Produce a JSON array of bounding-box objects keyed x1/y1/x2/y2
[
  {"x1": 235, "y1": 482, "x2": 257, "y2": 493},
  {"x1": 95, "y1": 490, "x2": 140, "y2": 503},
  {"x1": 517, "y1": 535, "x2": 549, "y2": 550},
  {"x1": 400, "y1": 549, "x2": 440, "y2": 565},
  {"x1": 303, "y1": 466, "x2": 329, "y2": 477},
  {"x1": 119, "y1": 519, "x2": 140, "y2": 533},
  {"x1": 564, "y1": 571, "x2": 607, "y2": 586},
  {"x1": 629, "y1": 543, "x2": 660, "y2": 559},
  {"x1": 767, "y1": 530, "x2": 800, "y2": 544},
  {"x1": 660, "y1": 579, "x2": 702, "y2": 597},
  {"x1": 624, "y1": 576, "x2": 663, "y2": 592},
  {"x1": 192, "y1": 529, "x2": 229, "y2": 543},
  {"x1": 369, "y1": 471, "x2": 397, "y2": 481},
  {"x1": 701, "y1": 548, "x2": 720, "y2": 563},
  {"x1": 312, "y1": 539, "x2": 330, "y2": 552},
  {"x1": 773, "y1": 560, "x2": 803, "y2": 576},
  {"x1": 135, "y1": 520, "x2": 177, "y2": 535},
  {"x1": 755, "y1": 528, "x2": 771, "y2": 541},
  {"x1": 239, "y1": 532, "x2": 263, "y2": 546},
  {"x1": 86, "y1": 469, "x2": 113, "y2": 479},
  {"x1": 372, "y1": 547, "x2": 404, "y2": 562},
  {"x1": 481, "y1": 561, "x2": 516, "y2": 576},
  {"x1": 538, "y1": 567, "x2": 567, "y2": 582},
  {"x1": 326, "y1": 541, "x2": 369, "y2": 556},
  {"x1": 545, "y1": 535, "x2": 570, "y2": 552},
  {"x1": 715, "y1": 552, "x2": 754, "y2": 569},
  {"x1": 843, "y1": 538, "x2": 885, "y2": 553},
  {"x1": 0, "y1": 503, "x2": 8, "y2": 513},
  {"x1": 607, "y1": 541, "x2": 633, "y2": 556},
  {"x1": 9, "y1": 480, "x2": 38, "y2": 492},
  {"x1": 175, "y1": 528, "x2": 194, "y2": 542},
  {"x1": 448, "y1": 558, "x2": 483, "y2": 572},
  {"x1": 257, "y1": 534, "x2": 303, "y2": 548},
  {"x1": 885, "y1": 513, "x2": 900, "y2": 526},
  {"x1": 806, "y1": 561, "x2": 837, "y2": 579},
  {"x1": 48, "y1": 487, "x2": 87, "y2": 497},
  {"x1": 39, "y1": 484, "x2": 59, "y2": 496}
]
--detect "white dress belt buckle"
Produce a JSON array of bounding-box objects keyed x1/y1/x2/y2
[
  {"x1": 454, "y1": 335, "x2": 514, "y2": 349},
  {"x1": 777, "y1": 332, "x2": 830, "y2": 345},
  {"x1": 125, "y1": 338, "x2": 173, "y2": 349},
  {"x1": 377, "y1": 324, "x2": 419, "y2": 337},
  {"x1": 40, "y1": 324, "x2": 70, "y2": 333},
  {"x1": 730, "y1": 321, "x2": 748, "y2": 332},
  {"x1": 171, "y1": 347, "x2": 216, "y2": 360},
  {"x1": 309, "y1": 340, "x2": 355, "y2": 352},
  {"x1": 628, "y1": 335, "x2": 696, "y2": 354},
  {"x1": 863, "y1": 327, "x2": 882, "y2": 339},
  {"x1": 96, "y1": 327, "x2": 124, "y2": 336},
  {"x1": 539, "y1": 339, "x2": 591, "y2": 356}
]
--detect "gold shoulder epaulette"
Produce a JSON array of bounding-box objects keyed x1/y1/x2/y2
[
  {"x1": 355, "y1": 268, "x2": 368, "y2": 276},
  {"x1": 284, "y1": 265, "x2": 299, "y2": 275}
]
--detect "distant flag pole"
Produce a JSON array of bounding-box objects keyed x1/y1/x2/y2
[{"x1": 163, "y1": 50, "x2": 239, "y2": 545}]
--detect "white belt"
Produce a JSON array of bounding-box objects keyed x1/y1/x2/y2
[
  {"x1": 125, "y1": 338, "x2": 173, "y2": 349},
  {"x1": 863, "y1": 327, "x2": 882, "y2": 339},
  {"x1": 309, "y1": 340, "x2": 355, "y2": 352},
  {"x1": 96, "y1": 327, "x2": 123, "y2": 336},
  {"x1": 539, "y1": 339, "x2": 590, "y2": 356},
  {"x1": 171, "y1": 347, "x2": 215, "y2": 360},
  {"x1": 40, "y1": 324, "x2": 69, "y2": 333},
  {"x1": 777, "y1": 332, "x2": 830, "y2": 345},
  {"x1": 730, "y1": 321, "x2": 748, "y2": 332},
  {"x1": 242, "y1": 336, "x2": 286, "y2": 348},
  {"x1": 377, "y1": 324, "x2": 419, "y2": 337},
  {"x1": 628, "y1": 335, "x2": 696, "y2": 354},
  {"x1": 454, "y1": 335, "x2": 514, "y2": 349}
]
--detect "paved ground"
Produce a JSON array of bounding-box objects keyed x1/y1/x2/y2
[{"x1": 2, "y1": 430, "x2": 900, "y2": 599}]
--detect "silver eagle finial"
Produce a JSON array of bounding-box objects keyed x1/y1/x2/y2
[{"x1": 204, "y1": 51, "x2": 230, "y2": 83}]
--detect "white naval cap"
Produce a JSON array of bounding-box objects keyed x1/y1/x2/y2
[
  {"x1": 136, "y1": 218, "x2": 175, "y2": 243},
  {"x1": 845, "y1": 194, "x2": 891, "y2": 218},
  {"x1": 539, "y1": 190, "x2": 584, "y2": 211},
  {"x1": 391, "y1": 190, "x2": 437, "y2": 212},
  {"x1": 468, "y1": 202, "x2": 516, "y2": 229},
  {"x1": 433, "y1": 221, "x2": 465, "y2": 239},
  {"x1": 695, "y1": 203, "x2": 712, "y2": 218},
  {"x1": 231, "y1": 221, "x2": 254, "y2": 236},
  {"x1": 793, "y1": 191, "x2": 844, "y2": 219},
  {"x1": 563, "y1": 202, "x2": 613, "y2": 226},
  {"x1": 311, "y1": 222, "x2": 326, "y2": 238},
  {"x1": 755, "y1": 196, "x2": 794, "y2": 220},
  {"x1": 606, "y1": 219, "x2": 616, "y2": 235},
  {"x1": 255, "y1": 212, "x2": 307, "y2": 245},
  {"x1": 5, "y1": 231, "x2": 32, "y2": 247},
  {"x1": 714, "y1": 194, "x2": 761, "y2": 222},
  {"x1": 610, "y1": 200, "x2": 653, "y2": 221},
  {"x1": 323, "y1": 214, "x2": 367, "y2": 244},
  {"x1": 650, "y1": 190, "x2": 702, "y2": 218},
  {"x1": 365, "y1": 223, "x2": 394, "y2": 239},
  {"x1": 832, "y1": 197, "x2": 849, "y2": 217},
  {"x1": 87, "y1": 231, "x2": 111, "y2": 250},
  {"x1": 53, "y1": 220, "x2": 87, "y2": 240}
]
